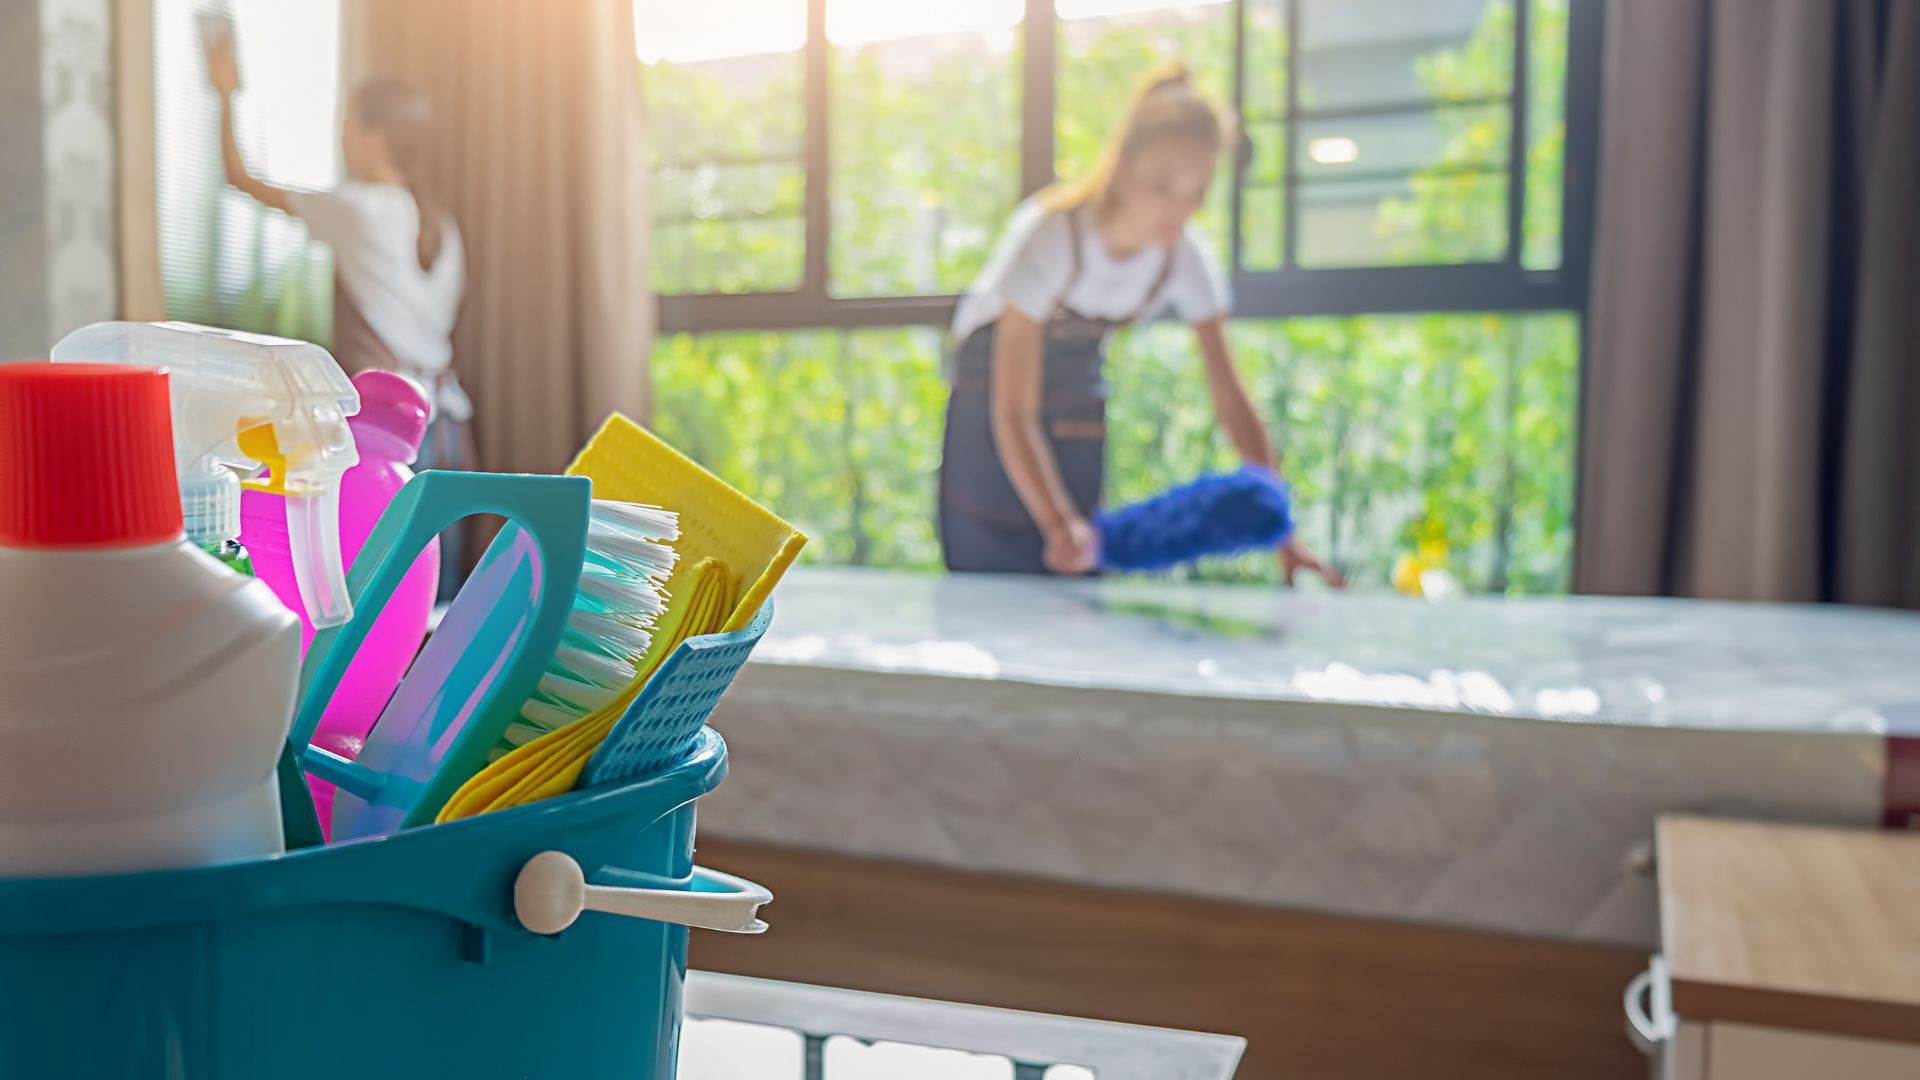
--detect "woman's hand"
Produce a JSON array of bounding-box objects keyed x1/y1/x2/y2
[
  {"x1": 1278, "y1": 535, "x2": 1344, "y2": 588},
  {"x1": 1043, "y1": 517, "x2": 1101, "y2": 576},
  {"x1": 205, "y1": 36, "x2": 240, "y2": 97}
]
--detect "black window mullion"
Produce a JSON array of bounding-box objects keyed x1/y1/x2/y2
[
  {"x1": 1281, "y1": 0, "x2": 1301, "y2": 269},
  {"x1": 1021, "y1": 0, "x2": 1057, "y2": 197},
  {"x1": 802, "y1": 0, "x2": 830, "y2": 301},
  {"x1": 1229, "y1": 0, "x2": 1247, "y2": 272},
  {"x1": 1505, "y1": 0, "x2": 1530, "y2": 265},
  {"x1": 1559, "y1": 0, "x2": 1604, "y2": 290}
]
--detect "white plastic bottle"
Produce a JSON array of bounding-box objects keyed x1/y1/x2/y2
[{"x1": 0, "y1": 363, "x2": 299, "y2": 875}]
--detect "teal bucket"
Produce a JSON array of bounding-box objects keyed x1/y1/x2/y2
[{"x1": 0, "y1": 728, "x2": 755, "y2": 1079}]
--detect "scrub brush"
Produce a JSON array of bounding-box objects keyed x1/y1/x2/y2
[
  {"x1": 493, "y1": 499, "x2": 679, "y2": 759},
  {"x1": 1096, "y1": 465, "x2": 1294, "y2": 572}
]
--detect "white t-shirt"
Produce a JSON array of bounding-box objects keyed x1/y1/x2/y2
[
  {"x1": 951, "y1": 199, "x2": 1231, "y2": 340},
  {"x1": 290, "y1": 182, "x2": 469, "y2": 419}
]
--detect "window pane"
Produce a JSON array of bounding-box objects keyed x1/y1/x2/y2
[
  {"x1": 1300, "y1": 170, "x2": 1506, "y2": 265},
  {"x1": 828, "y1": 1, "x2": 1023, "y2": 297},
  {"x1": 652, "y1": 328, "x2": 947, "y2": 569},
  {"x1": 153, "y1": 0, "x2": 337, "y2": 341},
  {"x1": 1297, "y1": 106, "x2": 1507, "y2": 180},
  {"x1": 1296, "y1": 104, "x2": 1511, "y2": 265},
  {"x1": 639, "y1": 0, "x2": 806, "y2": 294},
  {"x1": 1241, "y1": 184, "x2": 1285, "y2": 269},
  {"x1": 653, "y1": 314, "x2": 1578, "y2": 595},
  {"x1": 1240, "y1": 118, "x2": 1286, "y2": 269},
  {"x1": 1104, "y1": 312, "x2": 1577, "y2": 593},
  {"x1": 1296, "y1": 0, "x2": 1512, "y2": 112},
  {"x1": 1056, "y1": 1, "x2": 1234, "y2": 260},
  {"x1": 1243, "y1": 0, "x2": 1289, "y2": 121},
  {"x1": 1522, "y1": 0, "x2": 1568, "y2": 270}
]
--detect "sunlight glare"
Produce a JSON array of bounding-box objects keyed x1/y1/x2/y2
[
  {"x1": 1057, "y1": 0, "x2": 1229, "y2": 19},
  {"x1": 634, "y1": 0, "x2": 806, "y2": 63},
  {"x1": 232, "y1": 0, "x2": 340, "y2": 186},
  {"x1": 636, "y1": 0, "x2": 1052, "y2": 61},
  {"x1": 825, "y1": 0, "x2": 1020, "y2": 45}
]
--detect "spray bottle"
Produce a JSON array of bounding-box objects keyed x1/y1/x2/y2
[{"x1": 51, "y1": 321, "x2": 360, "y2": 629}]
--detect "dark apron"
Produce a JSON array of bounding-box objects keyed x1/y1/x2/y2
[{"x1": 938, "y1": 212, "x2": 1174, "y2": 574}]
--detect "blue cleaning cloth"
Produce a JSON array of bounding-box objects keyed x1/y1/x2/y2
[{"x1": 1095, "y1": 466, "x2": 1294, "y2": 572}]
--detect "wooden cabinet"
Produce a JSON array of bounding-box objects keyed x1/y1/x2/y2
[{"x1": 1632, "y1": 818, "x2": 1920, "y2": 1079}]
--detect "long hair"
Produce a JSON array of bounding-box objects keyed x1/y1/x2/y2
[
  {"x1": 353, "y1": 80, "x2": 444, "y2": 272},
  {"x1": 1038, "y1": 61, "x2": 1228, "y2": 215}
]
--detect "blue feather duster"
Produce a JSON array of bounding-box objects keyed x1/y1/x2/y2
[{"x1": 1095, "y1": 466, "x2": 1294, "y2": 572}]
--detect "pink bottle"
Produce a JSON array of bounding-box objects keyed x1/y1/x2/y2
[{"x1": 241, "y1": 370, "x2": 440, "y2": 835}]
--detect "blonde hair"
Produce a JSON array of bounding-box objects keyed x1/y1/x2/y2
[{"x1": 1039, "y1": 62, "x2": 1228, "y2": 214}]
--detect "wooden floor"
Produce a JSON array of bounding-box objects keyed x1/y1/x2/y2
[{"x1": 692, "y1": 840, "x2": 1649, "y2": 1080}]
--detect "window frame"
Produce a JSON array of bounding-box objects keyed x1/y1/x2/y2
[{"x1": 653, "y1": 0, "x2": 1604, "y2": 334}]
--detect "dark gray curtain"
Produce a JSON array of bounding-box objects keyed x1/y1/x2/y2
[{"x1": 1575, "y1": 0, "x2": 1920, "y2": 606}]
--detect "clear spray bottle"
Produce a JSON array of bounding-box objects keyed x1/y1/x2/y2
[{"x1": 51, "y1": 321, "x2": 361, "y2": 627}]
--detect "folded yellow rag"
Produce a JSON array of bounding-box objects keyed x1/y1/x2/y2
[{"x1": 436, "y1": 558, "x2": 733, "y2": 821}]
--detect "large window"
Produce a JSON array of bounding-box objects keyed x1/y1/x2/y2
[
  {"x1": 152, "y1": 0, "x2": 339, "y2": 341},
  {"x1": 642, "y1": 0, "x2": 1600, "y2": 592}
]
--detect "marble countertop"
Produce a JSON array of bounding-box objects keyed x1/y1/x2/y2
[{"x1": 752, "y1": 568, "x2": 1920, "y2": 733}]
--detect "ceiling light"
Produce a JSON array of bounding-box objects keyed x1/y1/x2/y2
[{"x1": 1308, "y1": 136, "x2": 1359, "y2": 165}]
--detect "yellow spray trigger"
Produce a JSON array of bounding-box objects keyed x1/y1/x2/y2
[
  {"x1": 234, "y1": 418, "x2": 355, "y2": 628},
  {"x1": 236, "y1": 423, "x2": 288, "y2": 494}
]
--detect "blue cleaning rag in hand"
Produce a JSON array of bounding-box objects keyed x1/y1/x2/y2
[{"x1": 1095, "y1": 466, "x2": 1294, "y2": 572}]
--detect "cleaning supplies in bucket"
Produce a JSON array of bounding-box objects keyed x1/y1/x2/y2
[
  {"x1": 1095, "y1": 465, "x2": 1294, "y2": 572},
  {"x1": 438, "y1": 415, "x2": 807, "y2": 820},
  {"x1": 242, "y1": 370, "x2": 439, "y2": 833},
  {"x1": 0, "y1": 363, "x2": 299, "y2": 874}
]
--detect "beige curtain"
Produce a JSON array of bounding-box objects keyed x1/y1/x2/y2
[
  {"x1": 114, "y1": 0, "x2": 167, "y2": 322},
  {"x1": 1576, "y1": 0, "x2": 1920, "y2": 606},
  {"x1": 351, "y1": 0, "x2": 651, "y2": 475}
]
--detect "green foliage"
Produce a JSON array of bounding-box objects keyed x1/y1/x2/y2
[
  {"x1": 830, "y1": 34, "x2": 1024, "y2": 295},
  {"x1": 644, "y1": 56, "x2": 806, "y2": 292},
  {"x1": 652, "y1": 328, "x2": 946, "y2": 568},
  {"x1": 649, "y1": 2, "x2": 1579, "y2": 594}
]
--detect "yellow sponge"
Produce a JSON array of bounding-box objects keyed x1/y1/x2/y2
[{"x1": 568, "y1": 414, "x2": 805, "y2": 637}]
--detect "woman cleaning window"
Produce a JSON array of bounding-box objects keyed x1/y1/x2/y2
[
  {"x1": 941, "y1": 63, "x2": 1339, "y2": 584},
  {"x1": 205, "y1": 36, "x2": 470, "y2": 481}
]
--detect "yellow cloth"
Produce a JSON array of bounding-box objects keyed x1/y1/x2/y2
[
  {"x1": 436, "y1": 559, "x2": 733, "y2": 821},
  {"x1": 567, "y1": 415, "x2": 805, "y2": 638}
]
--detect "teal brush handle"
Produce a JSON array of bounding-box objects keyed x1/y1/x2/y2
[{"x1": 296, "y1": 471, "x2": 591, "y2": 837}]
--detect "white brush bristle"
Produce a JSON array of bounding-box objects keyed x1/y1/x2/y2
[
  {"x1": 503, "y1": 498, "x2": 679, "y2": 754},
  {"x1": 592, "y1": 500, "x2": 680, "y2": 542}
]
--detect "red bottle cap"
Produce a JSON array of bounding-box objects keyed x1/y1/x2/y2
[{"x1": 0, "y1": 363, "x2": 184, "y2": 548}]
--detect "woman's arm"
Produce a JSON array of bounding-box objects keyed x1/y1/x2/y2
[
  {"x1": 1194, "y1": 316, "x2": 1275, "y2": 468},
  {"x1": 1192, "y1": 317, "x2": 1346, "y2": 586},
  {"x1": 990, "y1": 308, "x2": 1099, "y2": 574},
  {"x1": 206, "y1": 38, "x2": 296, "y2": 215}
]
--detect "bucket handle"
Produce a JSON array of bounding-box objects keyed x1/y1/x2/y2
[{"x1": 514, "y1": 851, "x2": 770, "y2": 936}]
